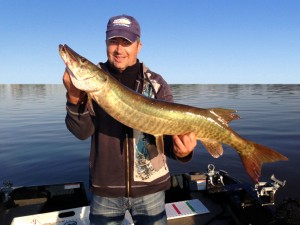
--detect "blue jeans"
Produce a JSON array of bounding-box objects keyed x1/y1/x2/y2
[{"x1": 89, "y1": 191, "x2": 167, "y2": 225}]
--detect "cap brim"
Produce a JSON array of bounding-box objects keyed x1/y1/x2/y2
[{"x1": 106, "y1": 29, "x2": 138, "y2": 43}]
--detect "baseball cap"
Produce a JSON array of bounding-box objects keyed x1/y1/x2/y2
[{"x1": 106, "y1": 15, "x2": 141, "y2": 43}]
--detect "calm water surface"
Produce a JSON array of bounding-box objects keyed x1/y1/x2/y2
[{"x1": 0, "y1": 84, "x2": 299, "y2": 202}]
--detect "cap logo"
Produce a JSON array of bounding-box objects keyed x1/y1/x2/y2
[{"x1": 113, "y1": 18, "x2": 131, "y2": 27}]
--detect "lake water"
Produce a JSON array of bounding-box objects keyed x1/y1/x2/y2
[{"x1": 0, "y1": 84, "x2": 299, "y2": 203}]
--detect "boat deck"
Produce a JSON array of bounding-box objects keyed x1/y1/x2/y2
[{"x1": 1, "y1": 170, "x2": 287, "y2": 225}]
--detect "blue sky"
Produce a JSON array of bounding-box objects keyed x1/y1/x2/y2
[{"x1": 1, "y1": 0, "x2": 299, "y2": 84}]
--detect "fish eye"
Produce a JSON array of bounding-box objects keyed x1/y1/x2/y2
[{"x1": 81, "y1": 57, "x2": 87, "y2": 63}]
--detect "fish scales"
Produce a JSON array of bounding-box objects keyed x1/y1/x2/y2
[
  {"x1": 59, "y1": 44, "x2": 288, "y2": 183},
  {"x1": 101, "y1": 86, "x2": 212, "y2": 137}
]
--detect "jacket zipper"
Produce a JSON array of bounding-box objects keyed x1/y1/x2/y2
[{"x1": 125, "y1": 133, "x2": 130, "y2": 197}]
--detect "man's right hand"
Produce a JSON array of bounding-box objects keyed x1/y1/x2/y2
[{"x1": 63, "y1": 69, "x2": 85, "y2": 104}]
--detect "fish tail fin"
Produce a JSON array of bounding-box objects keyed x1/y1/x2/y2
[{"x1": 240, "y1": 142, "x2": 288, "y2": 183}]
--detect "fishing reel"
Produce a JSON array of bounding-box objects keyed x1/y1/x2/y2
[{"x1": 255, "y1": 174, "x2": 286, "y2": 206}]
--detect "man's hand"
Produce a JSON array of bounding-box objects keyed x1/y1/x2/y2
[
  {"x1": 63, "y1": 69, "x2": 85, "y2": 104},
  {"x1": 172, "y1": 132, "x2": 197, "y2": 158}
]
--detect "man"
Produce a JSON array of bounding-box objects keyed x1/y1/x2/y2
[{"x1": 63, "y1": 15, "x2": 197, "y2": 225}]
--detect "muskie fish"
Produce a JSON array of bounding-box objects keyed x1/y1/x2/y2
[{"x1": 59, "y1": 44, "x2": 288, "y2": 183}]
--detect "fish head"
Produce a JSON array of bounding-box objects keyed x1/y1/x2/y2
[{"x1": 59, "y1": 44, "x2": 107, "y2": 92}]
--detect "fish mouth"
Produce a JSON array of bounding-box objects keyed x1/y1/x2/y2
[
  {"x1": 59, "y1": 44, "x2": 106, "y2": 92},
  {"x1": 66, "y1": 67, "x2": 96, "y2": 82},
  {"x1": 59, "y1": 44, "x2": 79, "y2": 66},
  {"x1": 59, "y1": 44, "x2": 72, "y2": 54},
  {"x1": 59, "y1": 44, "x2": 97, "y2": 81},
  {"x1": 59, "y1": 44, "x2": 70, "y2": 59}
]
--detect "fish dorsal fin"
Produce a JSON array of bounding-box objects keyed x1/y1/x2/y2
[
  {"x1": 208, "y1": 108, "x2": 240, "y2": 125},
  {"x1": 200, "y1": 138, "x2": 224, "y2": 158}
]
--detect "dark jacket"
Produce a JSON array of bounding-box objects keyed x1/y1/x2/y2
[{"x1": 65, "y1": 61, "x2": 189, "y2": 198}]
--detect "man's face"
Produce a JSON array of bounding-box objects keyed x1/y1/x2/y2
[{"x1": 106, "y1": 37, "x2": 142, "y2": 72}]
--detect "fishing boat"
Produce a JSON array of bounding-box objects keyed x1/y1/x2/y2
[{"x1": 1, "y1": 164, "x2": 298, "y2": 225}]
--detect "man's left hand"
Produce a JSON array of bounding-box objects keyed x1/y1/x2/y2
[{"x1": 172, "y1": 132, "x2": 197, "y2": 158}]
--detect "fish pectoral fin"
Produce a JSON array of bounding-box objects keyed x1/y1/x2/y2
[
  {"x1": 209, "y1": 108, "x2": 240, "y2": 124},
  {"x1": 155, "y1": 135, "x2": 165, "y2": 154},
  {"x1": 200, "y1": 139, "x2": 223, "y2": 158}
]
